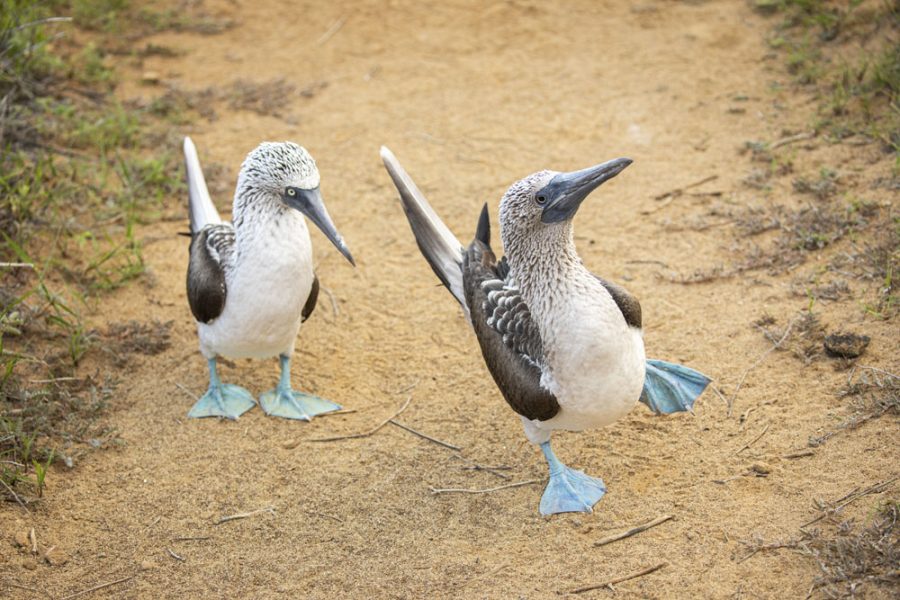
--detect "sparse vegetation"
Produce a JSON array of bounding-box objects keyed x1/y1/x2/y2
[
  {"x1": 1, "y1": 0, "x2": 187, "y2": 505},
  {"x1": 755, "y1": 0, "x2": 899, "y2": 154}
]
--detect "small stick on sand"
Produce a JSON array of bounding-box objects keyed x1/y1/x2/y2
[
  {"x1": 783, "y1": 449, "x2": 815, "y2": 459},
  {"x1": 625, "y1": 259, "x2": 670, "y2": 268},
  {"x1": 388, "y1": 419, "x2": 461, "y2": 451},
  {"x1": 561, "y1": 562, "x2": 668, "y2": 595},
  {"x1": 392, "y1": 379, "x2": 420, "y2": 395},
  {"x1": 58, "y1": 575, "x2": 135, "y2": 600},
  {"x1": 215, "y1": 506, "x2": 275, "y2": 525},
  {"x1": 171, "y1": 536, "x2": 210, "y2": 542},
  {"x1": 0, "y1": 477, "x2": 30, "y2": 513},
  {"x1": 770, "y1": 131, "x2": 815, "y2": 149},
  {"x1": 801, "y1": 476, "x2": 899, "y2": 529},
  {"x1": 430, "y1": 479, "x2": 541, "y2": 495},
  {"x1": 734, "y1": 423, "x2": 770, "y2": 455},
  {"x1": 311, "y1": 395, "x2": 412, "y2": 442},
  {"x1": 729, "y1": 318, "x2": 796, "y2": 415},
  {"x1": 713, "y1": 472, "x2": 750, "y2": 484},
  {"x1": 316, "y1": 16, "x2": 346, "y2": 45},
  {"x1": 0, "y1": 262, "x2": 34, "y2": 268},
  {"x1": 166, "y1": 547, "x2": 185, "y2": 562},
  {"x1": 174, "y1": 382, "x2": 200, "y2": 401},
  {"x1": 738, "y1": 539, "x2": 802, "y2": 563},
  {"x1": 321, "y1": 286, "x2": 340, "y2": 318},
  {"x1": 710, "y1": 385, "x2": 729, "y2": 408},
  {"x1": 593, "y1": 515, "x2": 674, "y2": 547},
  {"x1": 653, "y1": 175, "x2": 718, "y2": 201},
  {"x1": 460, "y1": 463, "x2": 512, "y2": 480},
  {"x1": 29, "y1": 527, "x2": 37, "y2": 554}
]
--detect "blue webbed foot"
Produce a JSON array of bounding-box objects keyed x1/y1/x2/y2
[
  {"x1": 259, "y1": 387, "x2": 341, "y2": 421},
  {"x1": 188, "y1": 383, "x2": 256, "y2": 419},
  {"x1": 640, "y1": 359, "x2": 711, "y2": 415},
  {"x1": 261, "y1": 354, "x2": 341, "y2": 420},
  {"x1": 539, "y1": 442, "x2": 606, "y2": 516}
]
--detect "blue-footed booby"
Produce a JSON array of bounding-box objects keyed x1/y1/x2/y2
[
  {"x1": 184, "y1": 137, "x2": 354, "y2": 420},
  {"x1": 381, "y1": 147, "x2": 709, "y2": 515}
]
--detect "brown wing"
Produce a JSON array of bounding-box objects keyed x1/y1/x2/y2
[
  {"x1": 187, "y1": 224, "x2": 233, "y2": 324},
  {"x1": 592, "y1": 275, "x2": 642, "y2": 329},
  {"x1": 302, "y1": 275, "x2": 319, "y2": 323},
  {"x1": 462, "y1": 205, "x2": 560, "y2": 422}
]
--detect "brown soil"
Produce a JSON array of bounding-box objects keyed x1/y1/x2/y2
[{"x1": 3, "y1": 1, "x2": 898, "y2": 598}]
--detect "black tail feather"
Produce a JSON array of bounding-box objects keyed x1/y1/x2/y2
[{"x1": 475, "y1": 203, "x2": 490, "y2": 246}]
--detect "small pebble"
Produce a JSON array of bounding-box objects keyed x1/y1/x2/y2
[
  {"x1": 44, "y1": 548, "x2": 68, "y2": 566},
  {"x1": 824, "y1": 332, "x2": 870, "y2": 358},
  {"x1": 13, "y1": 531, "x2": 30, "y2": 549},
  {"x1": 750, "y1": 462, "x2": 772, "y2": 475}
]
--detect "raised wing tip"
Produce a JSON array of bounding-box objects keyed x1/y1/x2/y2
[
  {"x1": 183, "y1": 136, "x2": 196, "y2": 155},
  {"x1": 380, "y1": 145, "x2": 397, "y2": 165}
]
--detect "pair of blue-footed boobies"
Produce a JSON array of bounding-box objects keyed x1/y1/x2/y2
[
  {"x1": 184, "y1": 137, "x2": 354, "y2": 420},
  {"x1": 181, "y1": 136, "x2": 708, "y2": 515},
  {"x1": 380, "y1": 147, "x2": 710, "y2": 515}
]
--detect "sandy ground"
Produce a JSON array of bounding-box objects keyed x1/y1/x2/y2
[{"x1": 2, "y1": 0, "x2": 898, "y2": 598}]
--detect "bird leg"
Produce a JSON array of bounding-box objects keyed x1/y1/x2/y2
[
  {"x1": 259, "y1": 354, "x2": 341, "y2": 420},
  {"x1": 188, "y1": 358, "x2": 256, "y2": 419},
  {"x1": 538, "y1": 441, "x2": 606, "y2": 515}
]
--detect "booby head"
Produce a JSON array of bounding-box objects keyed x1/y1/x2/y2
[
  {"x1": 499, "y1": 157, "x2": 632, "y2": 232},
  {"x1": 236, "y1": 141, "x2": 355, "y2": 265}
]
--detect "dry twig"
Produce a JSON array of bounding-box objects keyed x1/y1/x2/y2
[
  {"x1": 770, "y1": 131, "x2": 815, "y2": 149},
  {"x1": 653, "y1": 175, "x2": 718, "y2": 201},
  {"x1": 593, "y1": 515, "x2": 674, "y2": 547},
  {"x1": 738, "y1": 538, "x2": 804, "y2": 563},
  {"x1": 460, "y1": 463, "x2": 512, "y2": 480},
  {"x1": 562, "y1": 562, "x2": 668, "y2": 595},
  {"x1": 58, "y1": 575, "x2": 135, "y2": 600},
  {"x1": 430, "y1": 479, "x2": 541, "y2": 495},
  {"x1": 0, "y1": 477, "x2": 30, "y2": 513},
  {"x1": 321, "y1": 286, "x2": 340, "y2": 318},
  {"x1": 734, "y1": 423, "x2": 770, "y2": 455},
  {"x1": 783, "y1": 449, "x2": 815, "y2": 459},
  {"x1": 215, "y1": 506, "x2": 275, "y2": 525},
  {"x1": 166, "y1": 547, "x2": 185, "y2": 562},
  {"x1": 317, "y1": 16, "x2": 346, "y2": 45},
  {"x1": 801, "y1": 476, "x2": 899, "y2": 529},
  {"x1": 174, "y1": 382, "x2": 199, "y2": 401},
  {"x1": 311, "y1": 395, "x2": 412, "y2": 442},
  {"x1": 388, "y1": 419, "x2": 461, "y2": 451}
]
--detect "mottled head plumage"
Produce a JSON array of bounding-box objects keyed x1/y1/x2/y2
[
  {"x1": 237, "y1": 141, "x2": 320, "y2": 197},
  {"x1": 498, "y1": 169, "x2": 575, "y2": 279},
  {"x1": 498, "y1": 169, "x2": 557, "y2": 232}
]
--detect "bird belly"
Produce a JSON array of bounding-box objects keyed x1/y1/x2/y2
[
  {"x1": 198, "y1": 229, "x2": 314, "y2": 360},
  {"x1": 539, "y1": 310, "x2": 646, "y2": 432}
]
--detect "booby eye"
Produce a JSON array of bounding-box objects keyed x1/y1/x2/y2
[
  {"x1": 286, "y1": 188, "x2": 297, "y2": 197},
  {"x1": 535, "y1": 194, "x2": 547, "y2": 205}
]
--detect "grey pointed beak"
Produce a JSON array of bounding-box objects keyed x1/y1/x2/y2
[
  {"x1": 539, "y1": 157, "x2": 633, "y2": 224},
  {"x1": 285, "y1": 186, "x2": 355, "y2": 266}
]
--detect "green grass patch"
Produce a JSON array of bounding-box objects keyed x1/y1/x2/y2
[
  {"x1": 1, "y1": 0, "x2": 188, "y2": 506},
  {"x1": 757, "y1": 0, "x2": 900, "y2": 152}
]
